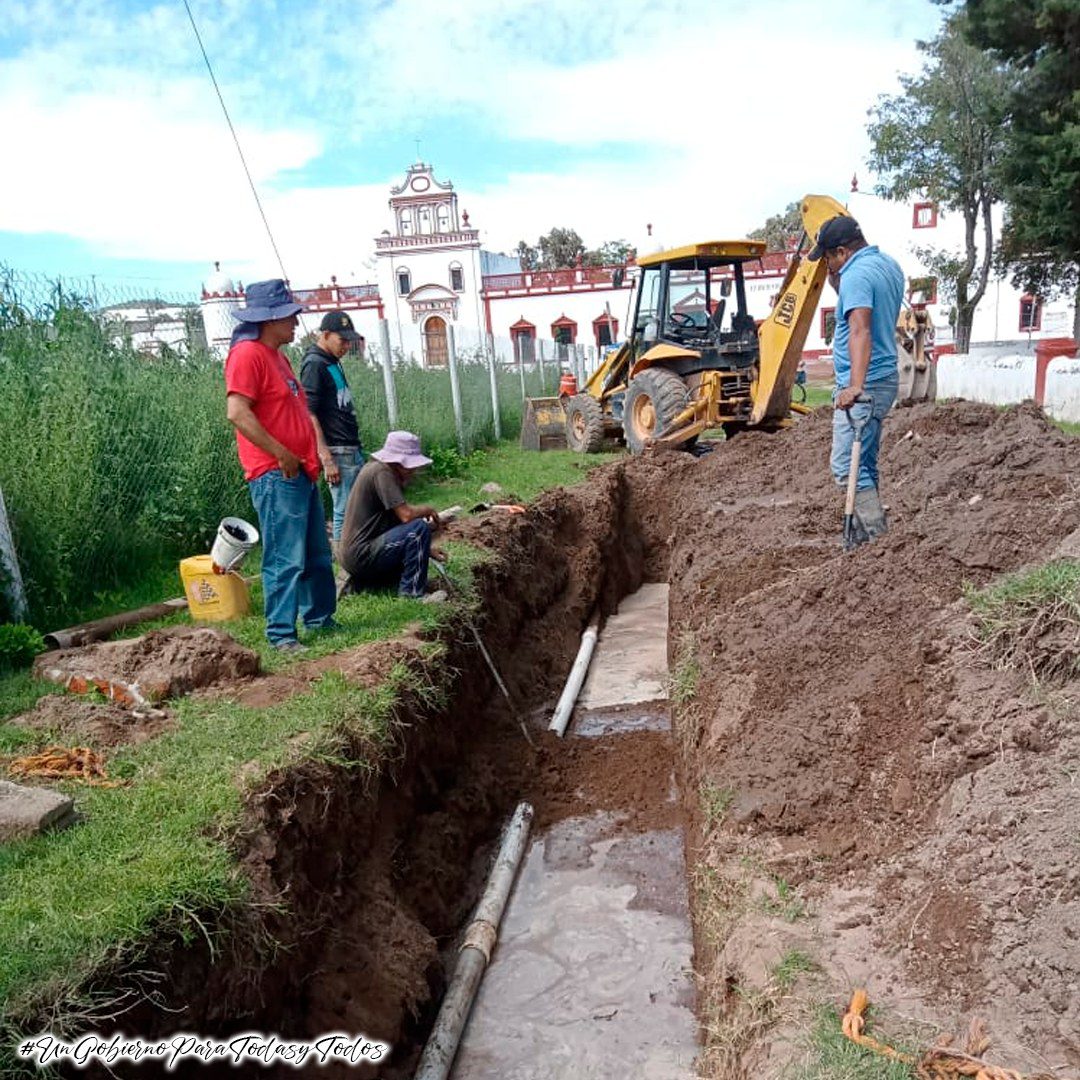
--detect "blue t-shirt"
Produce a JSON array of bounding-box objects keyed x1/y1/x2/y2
[{"x1": 832, "y1": 245, "x2": 905, "y2": 388}]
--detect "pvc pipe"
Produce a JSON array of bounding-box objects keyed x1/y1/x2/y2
[
  {"x1": 548, "y1": 616, "x2": 600, "y2": 737},
  {"x1": 414, "y1": 801, "x2": 534, "y2": 1080}
]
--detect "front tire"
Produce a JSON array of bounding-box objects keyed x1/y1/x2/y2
[
  {"x1": 623, "y1": 368, "x2": 692, "y2": 454},
  {"x1": 564, "y1": 394, "x2": 605, "y2": 453}
]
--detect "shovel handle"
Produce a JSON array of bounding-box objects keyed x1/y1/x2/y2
[{"x1": 842, "y1": 394, "x2": 873, "y2": 520}]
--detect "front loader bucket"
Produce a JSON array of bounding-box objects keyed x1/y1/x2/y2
[{"x1": 520, "y1": 396, "x2": 567, "y2": 451}]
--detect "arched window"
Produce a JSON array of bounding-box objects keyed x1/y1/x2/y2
[
  {"x1": 418, "y1": 206, "x2": 433, "y2": 235},
  {"x1": 397, "y1": 269, "x2": 411, "y2": 296},
  {"x1": 449, "y1": 262, "x2": 464, "y2": 292},
  {"x1": 399, "y1": 209, "x2": 413, "y2": 236},
  {"x1": 436, "y1": 204, "x2": 451, "y2": 232}
]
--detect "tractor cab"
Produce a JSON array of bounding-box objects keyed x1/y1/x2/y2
[{"x1": 630, "y1": 241, "x2": 768, "y2": 379}]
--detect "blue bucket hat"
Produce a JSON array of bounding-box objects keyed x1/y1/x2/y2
[{"x1": 232, "y1": 279, "x2": 305, "y2": 323}]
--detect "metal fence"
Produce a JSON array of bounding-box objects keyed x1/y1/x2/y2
[{"x1": 0, "y1": 267, "x2": 596, "y2": 627}]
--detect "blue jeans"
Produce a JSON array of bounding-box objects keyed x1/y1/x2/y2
[
  {"x1": 249, "y1": 471, "x2": 337, "y2": 645},
  {"x1": 830, "y1": 374, "x2": 899, "y2": 491},
  {"x1": 350, "y1": 520, "x2": 432, "y2": 598},
  {"x1": 328, "y1": 445, "x2": 364, "y2": 541}
]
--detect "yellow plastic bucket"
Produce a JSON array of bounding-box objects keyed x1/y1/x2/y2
[{"x1": 179, "y1": 555, "x2": 251, "y2": 622}]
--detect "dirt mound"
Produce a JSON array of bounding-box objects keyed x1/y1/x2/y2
[
  {"x1": 645, "y1": 402, "x2": 1080, "y2": 1072},
  {"x1": 9, "y1": 695, "x2": 174, "y2": 748},
  {"x1": 224, "y1": 634, "x2": 427, "y2": 708},
  {"x1": 34, "y1": 626, "x2": 260, "y2": 704}
]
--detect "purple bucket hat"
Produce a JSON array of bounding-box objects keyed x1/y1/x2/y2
[{"x1": 372, "y1": 431, "x2": 433, "y2": 469}]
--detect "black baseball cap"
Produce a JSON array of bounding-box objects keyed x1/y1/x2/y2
[
  {"x1": 808, "y1": 216, "x2": 865, "y2": 261},
  {"x1": 319, "y1": 310, "x2": 360, "y2": 341}
]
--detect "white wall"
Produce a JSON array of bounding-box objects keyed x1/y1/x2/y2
[{"x1": 936, "y1": 350, "x2": 1037, "y2": 405}]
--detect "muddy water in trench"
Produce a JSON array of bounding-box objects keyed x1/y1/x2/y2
[{"x1": 450, "y1": 584, "x2": 698, "y2": 1079}]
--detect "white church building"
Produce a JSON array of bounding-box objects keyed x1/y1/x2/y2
[{"x1": 201, "y1": 163, "x2": 1077, "y2": 369}]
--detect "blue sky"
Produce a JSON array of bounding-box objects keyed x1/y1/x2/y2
[{"x1": 0, "y1": 0, "x2": 944, "y2": 300}]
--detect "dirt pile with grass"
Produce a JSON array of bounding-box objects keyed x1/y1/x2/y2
[
  {"x1": 639, "y1": 402, "x2": 1080, "y2": 1076},
  {"x1": 33, "y1": 626, "x2": 260, "y2": 703}
]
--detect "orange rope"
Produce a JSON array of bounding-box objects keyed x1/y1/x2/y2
[
  {"x1": 841, "y1": 990, "x2": 1068, "y2": 1080},
  {"x1": 7, "y1": 745, "x2": 124, "y2": 787}
]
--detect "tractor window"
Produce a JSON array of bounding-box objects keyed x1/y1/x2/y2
[
  {"x1": 668, "y1": 271, "x2": 709, "y2": 331},
  {"x1": 635, "y1": 268, "x2": 662, "y2": 336}
]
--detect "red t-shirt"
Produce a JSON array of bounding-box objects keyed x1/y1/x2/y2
[{"x1": 225, "y1": 340, "x2": 320, "y2": 482}]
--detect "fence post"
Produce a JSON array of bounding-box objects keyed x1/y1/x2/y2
[
  {"x1": 446, "y1": 324, "x2": 465, "y2": 452},
  {"x1": 538, "y1": 338, "x2": 547, "y2": 394},
  {"x1": 587, "y1": 345, "x2": 596, "y2": 381},
  {"x1": 517, "y1": 338, "x2": 527, "y2": 401},
  {"x1": 0, "y1": 486, "x2": 28, "y2": 622},
  {"x1": 486, "y1": 333, "x2": 502, "y2": 440},
  {"x1": 378, "y1": 319, "x2": 399, "y2": 428},
  {"x1": 576, "y1": 344, "x2": 586, "y2": 388}
]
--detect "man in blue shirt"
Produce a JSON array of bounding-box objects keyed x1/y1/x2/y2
[{"x1": 809, "y1": 215, "x2": 905, "y2": 545}]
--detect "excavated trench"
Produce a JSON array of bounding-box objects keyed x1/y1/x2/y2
[
  {"x1": 59, "y1": 462, "x2": 679, "y2": 1080},
  {"x1": 45, "y1": 401, "x2": 1080, "y2": 1078}
]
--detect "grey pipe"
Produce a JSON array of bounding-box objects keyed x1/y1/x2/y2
[{"x1": 414, "y1": 801, "x2": 534, "y2": 1080}]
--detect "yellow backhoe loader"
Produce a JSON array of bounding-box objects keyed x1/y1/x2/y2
[{"x1": 521, "y1": 193, "x2": 934, "y2": 453}]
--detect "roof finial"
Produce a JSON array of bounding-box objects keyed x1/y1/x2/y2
[{"x1": 851, "y1": 172, "x2": 859, "y2": 193}]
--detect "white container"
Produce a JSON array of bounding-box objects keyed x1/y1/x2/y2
[{"x1": 210, "y1": 516, "x2": 259, "y2": 574}]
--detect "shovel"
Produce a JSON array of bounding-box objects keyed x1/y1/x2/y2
[{"x1": 842, "y1": 394, "x2": 872, "y2": 551}]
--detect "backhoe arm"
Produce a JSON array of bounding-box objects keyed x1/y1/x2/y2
[{"x1": 750, "y1": 194, "x2": 849, "y2": 425}]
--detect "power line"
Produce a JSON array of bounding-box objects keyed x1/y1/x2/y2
[{"x1": 181, "y1": 0, "x2": 289, "y2": 282}]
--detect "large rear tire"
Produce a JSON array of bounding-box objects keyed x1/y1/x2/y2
[
  {"x1": 564, "y1": 394, "x2": 605, "y2": 453},
  {"x1": 623, "y1": 368, "x2": 692, "y2": 455}
]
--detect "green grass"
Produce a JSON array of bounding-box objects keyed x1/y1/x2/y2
[
  {"x1": 700, "y1": 780, "x2": 735, "y2": 831},
  {"x1": 801, "y1": 385, "x2": 834, "y2": 409},
  {"x1": 407, "y1": 440, "x2": 620, "y2": 510},
  {"x1": 793, "y1": 1004, "x2": 917, "y2": 1080},
  {"x1": 670, "y1": 632, "x2": 700, "y2": 705},
  {"x1": 965, "y1": 559, "x2": 1080, "y2": 684},
  {"x1": 772, "y1": 950, "x2": 817, "y2": 992},
  {"x1": 759, "y1": 876, "x2": 807, "y2": 922},
  {"x1": 0, "y1": 661, "x2": 433, "y2": 1044}
]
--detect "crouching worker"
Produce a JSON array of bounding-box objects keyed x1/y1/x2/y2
[{"x1": 339, "y1": 431, "x2": 445, "y2": 602}]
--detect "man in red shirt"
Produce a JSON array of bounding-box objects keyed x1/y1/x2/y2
[{"x1": 225, "y1": 279, "x2": 336, "y2": 651}]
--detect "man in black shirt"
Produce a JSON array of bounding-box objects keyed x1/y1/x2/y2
[
  {"x1": 339, "y1": 431, "x2": 444, "y2": 601},
  {"x1": 299, "y1": 311, "x2": 363, "y2": 542}
]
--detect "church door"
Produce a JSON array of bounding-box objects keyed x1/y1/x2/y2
[{"x1": 424, "y1": 316, "x2": 449, "y2": 368}]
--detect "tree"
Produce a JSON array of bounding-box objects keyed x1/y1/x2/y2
[
  {"x1": 866, "y1": 15, "x2": 1011, "y2": 352},
  {"x1": 963, "y1": 0, "x2": 1080, "y2": 340},
  {"x1": 584, "y1": 239, "x2": 633, "y2": 267},
  {"x1": 515, "y1": 239, "x2": 539, "y2": 272},
  {"x1": 748, "y1": 202, "x2": 803, "y2": 252},
  {"x1": 515, "y1": 230, "x2": 631, "y2": 271}
]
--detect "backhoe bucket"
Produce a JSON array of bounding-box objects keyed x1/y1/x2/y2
[{"x1": 520, "y1": 396, "x2": 567, "y2": 451}]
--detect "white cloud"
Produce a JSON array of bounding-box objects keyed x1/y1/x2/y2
[{"x1": 0, "y1": 0, "x2": 940, "y2": 291}]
